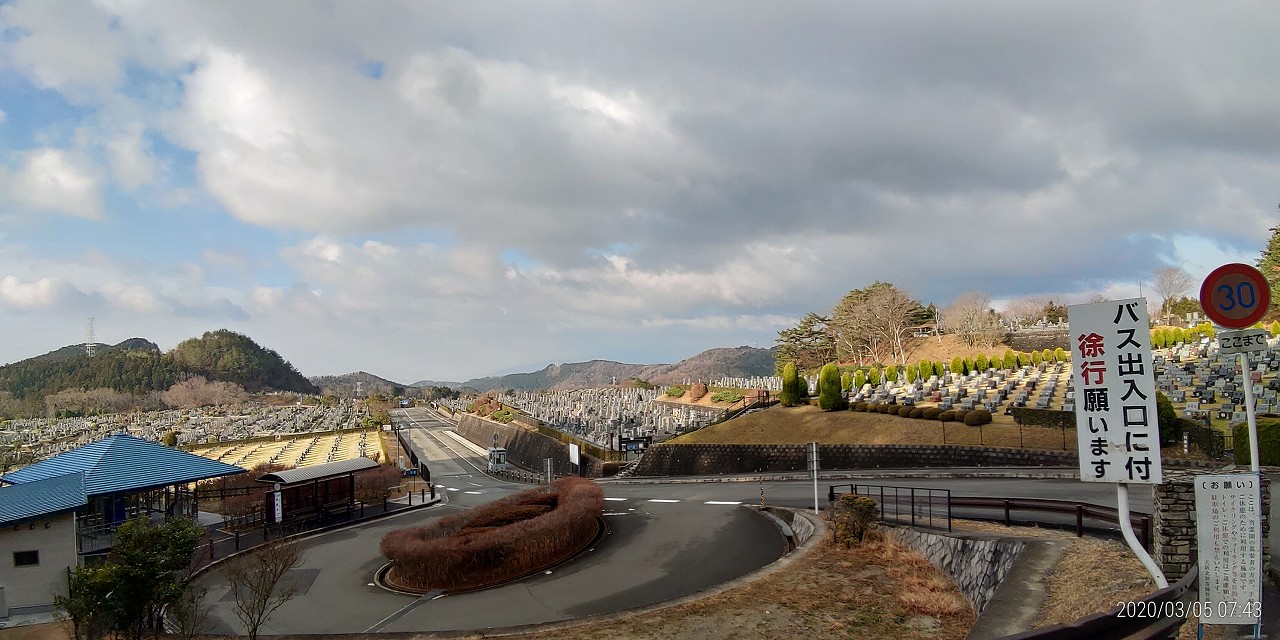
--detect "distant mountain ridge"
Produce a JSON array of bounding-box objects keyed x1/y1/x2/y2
[
  {"x1": 0, "y1": 330, "x2": 317, "y2": 417},
  {"x1": 456, "y1": 346, "x2": 775, "y2": 391},
  {"x1": 310, "y1": 371, "x2": 411, "y2": 396}
]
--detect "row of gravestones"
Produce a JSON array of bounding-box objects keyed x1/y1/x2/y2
[
  {"x1": 850, "y1": 364, "x2": 1074, "y2": 414},
  {"x1": 1154, "y1": 337, "x2": 1280, "y2": 422},
  {"x1": 501, "y1": 387, "x2": 720, "y2": 448},
  {"x1": 11, "y1": 402, "x2": 371, "y2": 465}
]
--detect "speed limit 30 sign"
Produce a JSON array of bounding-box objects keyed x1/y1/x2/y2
[{"x1": 1200, "y1": 263, "x2": 1271, "y2": 330}]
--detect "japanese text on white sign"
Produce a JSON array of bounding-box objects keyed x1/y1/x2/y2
[
  {"x1": 1068, "y1": 299, "x2": 1162, "y2": 484},
  {"x1": 1195, "y1": 473, "x2": 1262, "y2": 624}
]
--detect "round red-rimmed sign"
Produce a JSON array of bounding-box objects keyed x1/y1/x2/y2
[{"x1": 1200, "y1": 263, "x2": 1271, "y2": 329}]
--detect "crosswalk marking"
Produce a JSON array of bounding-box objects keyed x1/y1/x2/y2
[
  {"x1": 648, "y1": 499, "x2": 680, "y2": 503},
  {"x1": 446, "y1": 487, "x2": 459, "y2": 492}
]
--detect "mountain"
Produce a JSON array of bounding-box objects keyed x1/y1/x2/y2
[
  {"x1": 409, "y1": 378, "x2": 464, "y2": 388},
  {"x1": 0, "y1": 329, "x2": 317, "y2": 415},
  {"x1": 311, "y1": 371, "x2": 411, "y2": 397},
  {"x1": 458, "y1": 346, "x2": 775, "y2": 392}
]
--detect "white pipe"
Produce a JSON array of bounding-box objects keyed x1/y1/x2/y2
[
  {"x1": 1241, "y1": 353, "x2": 1261, "y2": 473},
  {"x1": 1117, "y1": 483, "x2": 1168, "y2": 588}
]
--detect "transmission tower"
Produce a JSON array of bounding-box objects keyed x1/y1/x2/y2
[{"x1": 85, "y1": 317, "x2": 96, "y2": 357}]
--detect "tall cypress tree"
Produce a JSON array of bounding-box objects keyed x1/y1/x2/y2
[
  {"x1": 818, "y1": 363, "x2": 844, "y2": 411},
  {"x1": 1258, "y1": 224, "x2": 1280, "y2": 318},
  {"x1": 779, "y1": 362, "x2": 800, "y2": 407}
]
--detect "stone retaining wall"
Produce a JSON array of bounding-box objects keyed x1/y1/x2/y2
[
  {"x1": 456, "y1": 414, "x2": 606, "y2": 477},
  {"x1": 883, "y1": 525, "x2": 1026, "y2": 613},
  {"x1": 1154, "y1": 469, "x2": 1271, "y2": 581},
  {"x1": 630, "y1": 443, "x2": 1077, "y2": 476}
]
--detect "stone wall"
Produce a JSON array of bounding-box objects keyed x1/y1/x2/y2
[
  {"x1": 455, "y1": 414, "x2": 607, "y2": 477},
  {"x1": 630, "y1": 443, "x2": 1077, "y2": 476},
  {"x1": 883, "y1": 525, "x2": 1025, "y2": 613},
  {"x1": 1154, "y1": 469, "x2": 1271, "y2": 581}
]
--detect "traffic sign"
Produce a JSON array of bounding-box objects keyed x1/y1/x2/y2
[
  {"x1": 1200, "y1": 263, "x2": 1271, "y2": 329},
  {"x1": 1217, "y1": 328, "x2": 1269, "y2": 355}
]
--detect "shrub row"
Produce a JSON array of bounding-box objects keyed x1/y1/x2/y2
[
  {"x1": 380, "y1": 477, "x2": 603, "y2": 591},
  {"x1": 1008, "y1": 407, "x2": 1074, "y2": 430},
  {"x1": 848, "y1": 402, "x2": 991, "y2": 425}
]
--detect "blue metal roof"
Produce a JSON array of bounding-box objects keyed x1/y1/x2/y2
[
  {"x1": 1, "y1": 434, "x2": 246, "y2": 497},
  {"x1": 0, "y1": 472, "x2": 86, "y2": 526}
]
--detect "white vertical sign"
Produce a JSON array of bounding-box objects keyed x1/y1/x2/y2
[
  {"x1": 568, "y1": 443, "x2": 580, "y2": 466},
  {"x1": 1194, "y1": 473, "x2": 1262, "y2": 624},
  {"x1": 1068, "y1": 298, "x2": 1162, "y2": 484},
  {"x1": 272, "y1": 491, "x2": 283, "y2": 523}
]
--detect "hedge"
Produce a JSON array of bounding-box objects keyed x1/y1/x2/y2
[
  {"x1": 1234, "y1": 419, "x2": 1280, "y2": 466},
  {"x1": 380, "y1": 477, "x2": 603, "y2": 591},
  {"x1": 922, "y1": 407, "x2": 942, "y2": 420},
  {"x1": 1009, "y1": 407, "x2": 1075, "y2": 430},
  {"x1": 964, "y1": 409, "x2": 993, "y2": 426}
]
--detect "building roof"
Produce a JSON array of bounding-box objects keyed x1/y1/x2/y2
[
  {"x1": 0, "y1": 472, "x2": 87, "y2": 526},
  {"x1": 1, "y1": 433, "x2": 246, "y2": 496},
  {"x1": 258, "y1": 457, "x2": 380, "y2": 485}
]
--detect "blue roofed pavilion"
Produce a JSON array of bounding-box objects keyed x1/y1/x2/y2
[{"x1": 0, "y1": 433, "x2": 246, "y2": 555}]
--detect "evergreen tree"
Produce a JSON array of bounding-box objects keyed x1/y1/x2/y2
[
  {"x1": 818, "y1": 363, "x2": 844, "y2": 411},
  {"x1": 1257, "y1": 224, "x2": 1280, "y2": 318},
  {"x1": 853, "y1": 369, "x2": 866, "y2": 389},
  {"x1": 779, "y1": 363, "x2": 800, "y2": 407},
  {"x1": 1003, "y1": 349, "x2": 1018, "y2": 370},
  {"x1": 841, "y1": 371, "x2": 853, "y2": 392}
]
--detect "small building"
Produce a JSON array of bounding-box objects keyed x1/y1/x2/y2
[
  {"x1": 257, "y1": 457, "x2": 379, "y2": 525},
  {"x1": 0, "y1": 434, "x2": 245, "y2": 617}
]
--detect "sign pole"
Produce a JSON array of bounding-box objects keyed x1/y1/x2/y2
[
  {"x1": 1240, "y1": 352, "x2": 1261, "y2": 473},
  {"x1": 809, "y1": 441, "x2": 820, "y2": 514},
  {"x1": 1117, "y1": 483, "x2": 1168, "y2": 588}
]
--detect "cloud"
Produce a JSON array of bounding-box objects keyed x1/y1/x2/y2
[
  {"x1": 1, "y1": 148, "x2": 104, "y2": 219},
  {"x1": 0, "y1": 275, "x2": 82, "y2": 310},
  {"x1": 1, "y1": 1, "x2": 1279, "y2": 380}
]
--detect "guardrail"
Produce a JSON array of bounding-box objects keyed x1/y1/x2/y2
[
  {"x1": 827, "y1": 486, "x2": 1153, "y2": 549},
  {"x1": 828, "y1": 484, "x2": 952, "y2": 531}
]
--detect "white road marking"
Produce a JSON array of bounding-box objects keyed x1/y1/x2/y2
[
  {"x1": 648, "y1": 499, "x2": 680, "y2": 503},
  {"x1": 705, "y1": 501, "x2": 743, "y2": 505},
  {"x1": 446, "y1": 487, "x2": 459, "y2": 492},
  {"x1": 464, "y1": 491, "x2": 482, "y2": 494},
  {"x1": 604, "y1": 497, "x2": 628, "y2": 501}
]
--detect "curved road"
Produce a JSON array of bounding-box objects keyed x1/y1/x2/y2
[{"x1": 198, "y1": 406, "x2": 1220, "y2": 635}]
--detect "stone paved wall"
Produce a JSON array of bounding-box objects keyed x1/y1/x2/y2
[
  {"x1": 456, "y1": 414, "x2": 607, "y2": 477},
  {"x1": 883, "y1": 525, "x2": 1025, "y2": 613},
  {"x1": 1154, "y1": 469, "x2": 1271, "y2": 581},
  {"x1": 630, "y1": 443, "x2": 1077, "y2": 476}
]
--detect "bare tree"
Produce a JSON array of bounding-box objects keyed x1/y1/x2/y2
[
  {"x1": 167, "y1": 584, "x2": 212, "y2": 640},
  {"x1": 1002, "y1": 297, "x2": 1047, "y2": 329},
  {"x1": 1152, "y1": 267, "x2": 1193, "y2": 326},
  {"x1": 829, "y1": 282, "x2": 923, "y2": 366},
  {"x1": 941, "y1": 292, "x2": 1005, "y2": 349},
  {"x1": 223, "y1": 538, "x2": 304, "y2": 640}
]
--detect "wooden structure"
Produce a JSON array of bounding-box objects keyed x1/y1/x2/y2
[{"x1": 257, "y1": 457, "x2": 379, "y2": 524}]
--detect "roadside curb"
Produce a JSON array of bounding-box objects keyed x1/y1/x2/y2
[{"x1": 599, "y1": 467, "x2": 1083, "y2": 485}]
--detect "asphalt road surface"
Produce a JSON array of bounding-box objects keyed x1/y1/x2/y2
[{"x1": 197, "y1": 407, "x2": 1274, "y2": 635}]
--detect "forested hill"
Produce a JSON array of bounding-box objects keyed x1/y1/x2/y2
[{"x1": 0, "y1": 330, "x2": 318, "y2": 414}]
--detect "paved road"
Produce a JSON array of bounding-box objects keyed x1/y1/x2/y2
[
  {"x1": 198, "y1": 408, "x2": 1277, "y2": 634},
  {"x1": 195, "y1": 409, "x2": 786, "y2": 635}
]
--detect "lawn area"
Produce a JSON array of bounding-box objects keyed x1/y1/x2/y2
[{"x1": 671, "y1": 404, "x2": 1078, "y2": 450}]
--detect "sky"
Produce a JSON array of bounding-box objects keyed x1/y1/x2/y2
[{"x1": 0, "y1": 1, "x2": 1277, "y2": 383}]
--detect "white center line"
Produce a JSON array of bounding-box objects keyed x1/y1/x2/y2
[
  {"x1": 648, "y1": 499, "x2": 680, "y2": 503},
  {"x1": 705, "y1": 501, "x2": 742, "y2": 505},
  {"x1": 604, "y1": 497, "x2": 628, "y2": 501}
]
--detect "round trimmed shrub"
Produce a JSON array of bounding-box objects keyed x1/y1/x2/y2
[
  {"x1": 896, "y1": 405, "x2": 912, "y2": 416},
  {"x1": 922, "y1": 407, "x2": 942, "y2": 420},
  {"x1": 819, "y1": 363, "x2": 845, "y2": 411},
  {"x1": 939, "y1": 410, "x2": 957, "y2": 422},
  {"x1": 689, "y1": 382, "x2": 708, "y2": 400},
  {"x1": 909, "y1": 408, "x2": 924, "y2": 419},
  {"x1": 381, "y1": 478, "x2": 603, "y2": 592},
  {"x1": 779, "y1": 362, "x2": 800, "y2": 407},
  {"x1": 964, "y1": 409, "x2": 993, "y2": 426}
]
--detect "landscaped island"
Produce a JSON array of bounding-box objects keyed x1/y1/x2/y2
[{"x1": 380, "y1": 477, "x2": 604, "y2": 592}]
